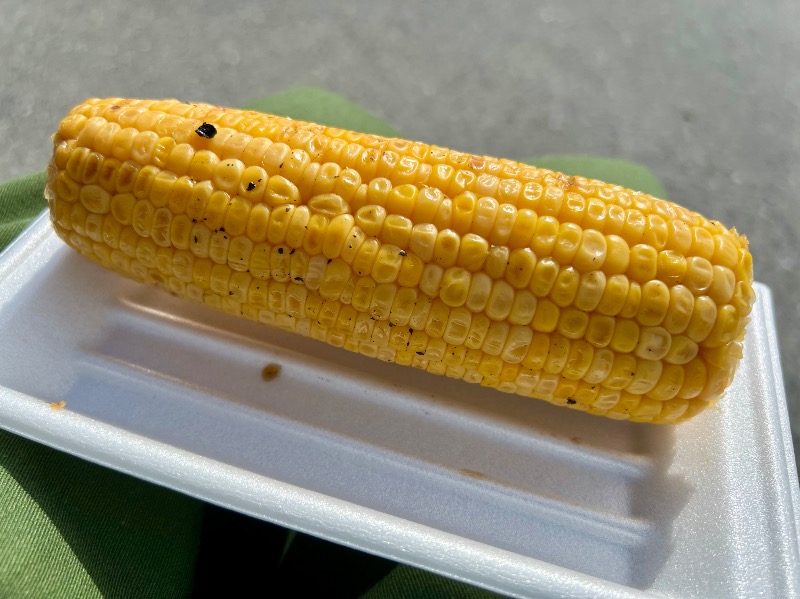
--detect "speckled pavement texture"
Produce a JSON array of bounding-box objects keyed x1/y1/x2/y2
[{"x1": 2, "y1": 1, "x2": 799, "y2": 462}]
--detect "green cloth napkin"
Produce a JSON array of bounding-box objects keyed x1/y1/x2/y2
[{"x1": 0, "y1": 87, "x2": 666, "y2": 598}]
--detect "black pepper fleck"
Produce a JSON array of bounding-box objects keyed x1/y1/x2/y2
[
  {"x1": 294, "y1": 276, "x2": 303, "y2": 282},
  {"x1": 399, "y1": 250, "x2": 407, "y2": 256},
  {"x1": 246, "y1": 182, "x2": 256, "y2": 191},
  {"x1": 277, "y1": 247, "x2": 284, "y2": 254},
  {"x1": 195, "y1": 122, "x2": 217, "y2": 139},
  {"x1": 289, "y1": 248, "x2": 295, "y2": 254},
  {"x1": 416, "y1": 351, "x2": 424, "y2": 356},
  {"x1": 566, "y1": 398, "x2": 577, "y2": 405}
]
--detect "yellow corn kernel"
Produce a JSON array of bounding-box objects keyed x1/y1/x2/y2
[
  {"x1": 637, "y1": 280, "x2": 670, "y2": 326},
  {"x1": 486, "y1": 280, "x2": 515, "y2": 321},
  {"x1": 609, "y1": 319, "x2": 640, "y2": 353},
  {"x1": 457, "y1": 233, "x2": 489, "y2": 271},
  {"x1": 391, "y1": 251, "x2": 421, "y2": 288},
  {"x1": 551, "y1": 223, "x2": 583, "y2": 265},
  {"x1": 411, "y1": 186, "x2": 443, "y2": 223},
  {"x1": 521, "y1": 333, "x2": 551, "y2": 372},
  {"x1": 707, "y1": 265, "x2": 736, "y2": 305},
  {"x1": 539, "y1": 186, "x2": 564, "y2": 217},
  {"x1": 702, "y1": 304, "x2": 741, "y2": 348},
  {"x1": 557, "y1": 308, "x2": 589, "y2": 340},
  {"x1": 381, "y1": 214, "x2": 413, "y2": 249},
  {"x1": 574, "y1": 271, "x2": 606, "y2": 312},
  {"x1": 678, "y1": 358, "x2": 707, "y2": 399},
  {"x1": 110, "y1": 193, "x2": 135, "y2": 225},
  {"x1": 488, "y1": 203, "x2": 517, "y2": 246},
  {"x1": 442, "y1": 307, "x2": 472, "y2": 346},
  {"x1": 372, "y1": 245, "x2": 403, "y2": 284},
  {"x1": 691, "y1": 226, "x2": 715, "y2": 259},
  {"x1": 580, "y1": 196, "x2": 607, "y2": 232},
  {"x1": 433, "y1": 198, "x2": 453, "y2": 230},
  {"x1": 319, "y1": 214, "x2": 354, "y2": 260},
  {"x1": 628, "y1": 244, "x2": 658, "y2": 283},
  {"x1": 425, "y1": 299, "x2": 450, "y2": 338},
  {"x1": 619, "y1": 281, "x2": 649, "y2": 318},
  {"x1": 635, "y1": 326, "x2": 672, "y2": 360},
  {"x1": 211, "y1": 158, "x2": 245, "y2": 195},
  {"x1": 508, "y1": 208, "x2": 537, "y2": 248},
  {"x1": 626, "y1": 358, "x2": 663, "y2": 395},
  {"x1": 439, "y1": 267, "x2": 471, "y2": 307},
  {"x1": 686, "y1": 295, "x2": 717, "y2": 343},
  {"x1": 531, "y1": 215, "x2": 559, "y2": 257},
  {"x1": 355, "y1": 204, "x2": 386, "y2": 237},
  {"x1": 168, "y1": 176, "x2": 194, "y2": 214},
  {"x1": 186, "y1": 180, "x2": 214, "y2": 222},
  {"x1": 562, "y1": 340, "x2": 594, "y2": 380},
  {"x1": 663, "y1": 284, "x2": 694, "y2": 334},
  {"x1": 499, "y1": 326, "x2": 532, "y2": 364},
  {"x1": 532, "y1": 299, "x2": 560, "y2": 333},
  {"x1": 647, "y1": 364, "x2": 685, "y2": 401},
  {"x1": 550, "y1": 267, "x2": 580, "y2": 308},
  {"x1": 604, "y1": 235, "x2": 630, "y2": 274},
  {"x1": 585, "y1": 348, "x2": 615, "y2": 385},
  {"x1": 509, "y1": 290, "x2": 537, "y2": 326},
  {"x1": 684, "y1": 256, "x2": 714, "y2": 294},
  {"x1": 285, "y1": 205, "x2": 311, "y2": 249},
  {"x1": 586, "y1": 314, "x2": 615, "y2": 348},
  {"x1": 270, "y1": 245, "x2": 291, "y2": 282},
  {"x1": 597, "y1": 275, "x2": 631, "y2": 316},
  {"x1": 530, "y1": 257, "x2": 559, "y2": 297},
  {"x1": 506, "y1": 248, "x2": 537, "y2": 289},
  {"x1": 451, "y1": 191, "x2": 477, "y2": 235},
  {"x1": 433, "y1": 229, "x2": 460, "y2": 268},
  {"x1": 543, "y1": 334, "x2": 571, "y2": 375},
  {"x1": 352, "y1": 238, "x2": 381, "y2": 277},
  {"x1": 604, "y1": 354, "x2": 638, "y2": 390},
  {"x1": 409, "y1": 223, "x2": 437, "y2": 262},
  {"x1": 664, "y1": 335, "x2": 698, "y2": 365},
  {"x1": 573, "y1": 229, "x2": 607, "y2": 272},
  {"x1": 151, "y1": 207, "x2": 172, "y2": 247},
  {"x1": 484, "y1": 245, "x2": 509, "y2": 280}
]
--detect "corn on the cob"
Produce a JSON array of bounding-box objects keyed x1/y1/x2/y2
[{"x1": 45, "y1": 98, "x2": 755, "y2": 423}]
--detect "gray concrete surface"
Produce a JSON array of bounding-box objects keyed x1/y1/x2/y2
[{"x1": 2, "y1": 1, "x2": 799, "y2": 465}]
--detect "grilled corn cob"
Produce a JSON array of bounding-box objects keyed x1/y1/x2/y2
[{"x1": 45, "y1": 98, "x2": 755, "y2": 423}]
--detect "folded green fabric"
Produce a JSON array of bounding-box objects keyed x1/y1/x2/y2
[{"x1": 0, "y1": 87, "x2": 666, "y2": 598}]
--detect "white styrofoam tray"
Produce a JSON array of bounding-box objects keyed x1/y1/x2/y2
[{"x1": 1, "y1": 213, "x2": 798, "y2": 598}]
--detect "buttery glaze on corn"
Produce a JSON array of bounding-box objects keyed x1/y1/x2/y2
[{"x1": 45, "y1": 98, "x2": 755, "y2": 423}]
